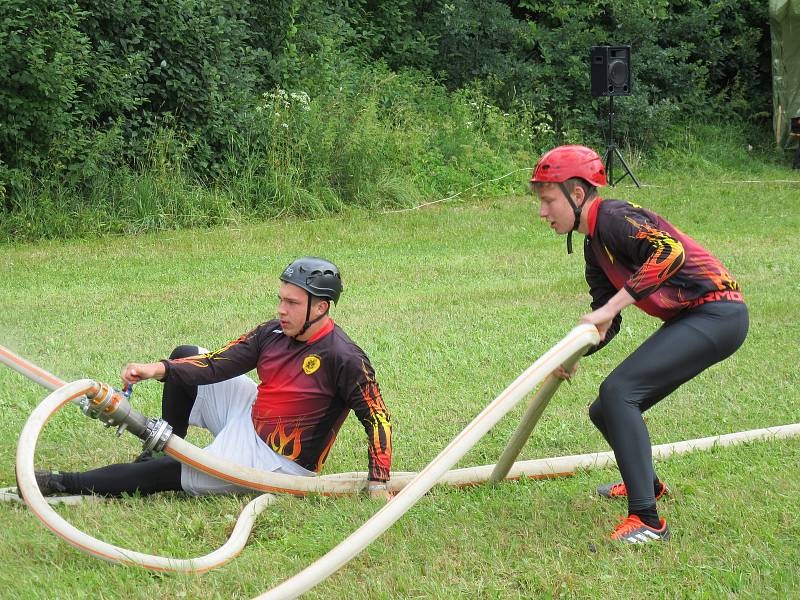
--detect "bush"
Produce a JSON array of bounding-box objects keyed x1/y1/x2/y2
[
  {"x1": 220, "y1": 63, "x2": 537, "y2": 218},
  {"x1": 349, "y1": 0, "x2": 771, "y2": 147},
  {"x1": 0, "y1": 0, "x2": 777, "y2": 243}
]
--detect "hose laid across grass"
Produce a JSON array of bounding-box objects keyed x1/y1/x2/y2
[
  {"x1": 7, "y1": 325, "x2": 800, "y2": 598},
  {"x1": 13, "y1": 325, "x2": 597, "y2": 575}
]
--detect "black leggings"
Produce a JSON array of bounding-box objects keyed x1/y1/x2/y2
[
  {"x1": 60, "y1": 345, "x2": 201, "y2": 496},
  {"x1": 588, "y1": 301, "x2": 749, "y2": 511},
  {"x1": 61, "y1": 456, "x2": 182, "y2": 497},
  {"x1": 161, "y1": 344, "x2": 200, "y2": 438}
]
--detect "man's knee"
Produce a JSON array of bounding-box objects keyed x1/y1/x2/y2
[
  {"x1": 169, "y1": 345, "x2": 201, "y2": 360},
  {"x1": 598, "y1": 375, "x2": 632, "y2": 403},
  {"x1": 598, "y1": 373, "x2": 652, "y2": 414},
  {"x1": 588, "y1": 397, "x2": 604, "y2": 427}
]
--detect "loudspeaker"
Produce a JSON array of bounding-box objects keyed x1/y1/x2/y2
[{"x1": 590, "y1": 45, "x2": 632, "y2": 97}]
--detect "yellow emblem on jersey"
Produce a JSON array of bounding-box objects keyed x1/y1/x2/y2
[{"x1": 303, "y1": 355, "x2": 321, "y2": 375}]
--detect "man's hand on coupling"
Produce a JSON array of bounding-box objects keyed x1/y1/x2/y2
[{"x1": 120, "y1": 361, "x2": 166, "y2": 385}]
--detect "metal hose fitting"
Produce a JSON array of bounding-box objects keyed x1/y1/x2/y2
[{"x1": 78, "y1": 381, "x2": 172, "y2": 452}]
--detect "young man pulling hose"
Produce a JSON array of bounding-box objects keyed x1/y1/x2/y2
[{"x1": 530, "y1": 145, "x2": 748, "y2": 543}]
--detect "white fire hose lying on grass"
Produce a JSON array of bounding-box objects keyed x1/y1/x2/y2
[{"x1": 4, "y1": 325, "x2": 800, "y2": 598}]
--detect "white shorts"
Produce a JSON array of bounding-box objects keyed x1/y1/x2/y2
[{"x1": 180, "y1": 373, "x2": 315, "y2": 496}]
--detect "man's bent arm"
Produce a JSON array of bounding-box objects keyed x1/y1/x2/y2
[{"x1": 160, "y1": 326, "x2": 265, "y2": 386}]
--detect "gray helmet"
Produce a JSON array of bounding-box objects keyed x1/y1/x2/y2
[{"x1": 279, "y1": 257, "x2": 342, "y2": 304}]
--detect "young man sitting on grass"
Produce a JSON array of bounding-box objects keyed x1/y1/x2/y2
[{"x1": 34, "y1": 257, "x2": 393, "y2": 501}]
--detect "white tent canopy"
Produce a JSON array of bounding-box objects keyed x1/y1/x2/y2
[{"x1": 770, "y1": 0, "x2": 800, "y2": 149}]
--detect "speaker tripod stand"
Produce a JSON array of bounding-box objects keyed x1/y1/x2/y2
[{"x1": 603, "y1": 96, "x2": 640, "y2": 188}]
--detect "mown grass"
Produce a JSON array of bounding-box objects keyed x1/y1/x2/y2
[{"x1": 0, "y1": 153, "x2": 798, "y2": 599}]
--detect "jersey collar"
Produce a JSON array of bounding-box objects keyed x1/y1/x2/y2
[
  {"x1": 305, "y1": 318, "x2": 335, "y2": 344},
  {"x1": 587, "y1": 197, "x2": 603, "y2": 236}
]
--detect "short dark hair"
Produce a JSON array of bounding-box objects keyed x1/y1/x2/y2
[
  {"x1": 563, "y1": 177, "x2": 597, "y2": 200},
  {"x1": 531, "y1": 177, "x2": 597, "y2": 200}
]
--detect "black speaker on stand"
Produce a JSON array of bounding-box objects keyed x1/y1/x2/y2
[{"x1": 590, "y1": 45, "x2": 640, "y2": 188}]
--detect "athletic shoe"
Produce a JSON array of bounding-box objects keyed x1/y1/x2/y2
[
  {"x1": 610, "y1": 515, "x2": 670, "y2": 544},
  {"x1": 597, "y1": 480, "x2": 669, "y2": 500},
  {"x1": 33, "y1": 470, "x2": 67, "y2": 496}
]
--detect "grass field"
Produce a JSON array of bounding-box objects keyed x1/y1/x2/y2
[{"x1": 1, "y1": 158, "x2": 799, "y2": 599}]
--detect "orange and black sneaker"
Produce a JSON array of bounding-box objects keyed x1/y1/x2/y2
[
  {"x1": 610, "y1": 515, "x2": 670, "y2": 544},
  {"x1": 597, "y1": 480, "x2": 669, "y2": 500}
]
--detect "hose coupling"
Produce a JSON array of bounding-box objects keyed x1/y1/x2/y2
[
  {"x1": 79, "y1": 381, "x2": 132, "y2": 427},
  {"x1": 77, "y1": 381, "x2": 171, "y2": 451},
  {"x1": 140, "y1": 417, "x2": 173, "y2": 453}
]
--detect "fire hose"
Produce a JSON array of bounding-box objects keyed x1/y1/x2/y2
[{"x1": 5, "y1": 324, "x2": 800, "y2": 598}]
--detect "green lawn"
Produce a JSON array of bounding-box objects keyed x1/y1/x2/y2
[{"x1": 1, "y1": 161, "x2": 799, "y2": 599}]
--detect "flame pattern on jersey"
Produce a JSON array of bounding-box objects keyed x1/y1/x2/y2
[
  {"x1": 624, "y1": 216, "x2": 686, "y2": 298},
  {"x1": 170, "y1": 333, "x2": 251, "y2": 368},
  {"x1": 358, "y1": 361, "x2": 392, "y2": 482},
  {"x1": 582, "y1": 199, "x2": 744, "y2": 353},
  {"x1": 265, "y1": 420, "x2": 306, "y2": 461},
  {"x1": 162, "y1": 320, "x2": 392, "y2": 481}
]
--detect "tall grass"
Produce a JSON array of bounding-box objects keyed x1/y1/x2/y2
[{"x1": 1, "y1": 66, "x2": 547, "y2": 243}]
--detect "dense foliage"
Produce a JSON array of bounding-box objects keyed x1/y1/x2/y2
[{"x1": 0, "y1": 0, "x2": 774, "y2": 240}]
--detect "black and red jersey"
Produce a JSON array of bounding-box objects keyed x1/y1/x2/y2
[
  {"x1": 161, "y1": 319, "x2": 391, "y2": 481},
  {"x1": 584, "y1": 199, "x2": 743, "y2": 352}
]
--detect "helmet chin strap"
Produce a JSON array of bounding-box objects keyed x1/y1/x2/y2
[
  {"x1": 296, "y1": 292, "x2": 328, "y2": 337},
  {"x1": 558, "y1": 182, "x2": 583, "y2": 254}
]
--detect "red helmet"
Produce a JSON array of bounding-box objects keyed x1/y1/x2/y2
[{"x1": 530, "y1": 145, "x2": 607, "y2": 187}]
